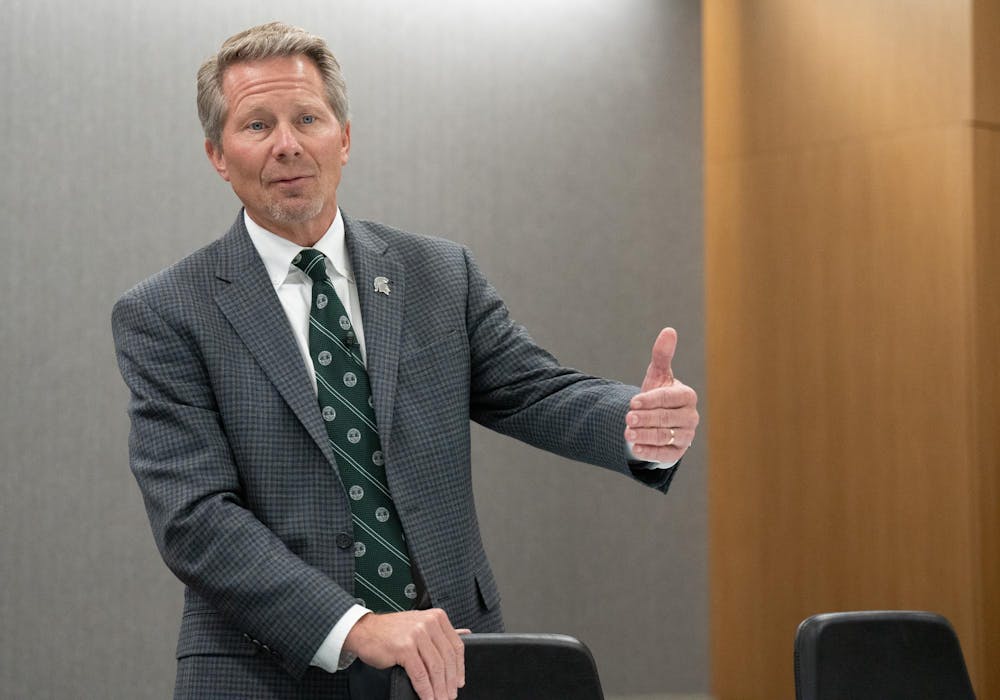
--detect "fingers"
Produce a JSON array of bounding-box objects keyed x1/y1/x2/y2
[
  {"x1": 406, "y1": 610, "x2": 463, "y2": 700},
  {"x1": 628, "y1": 374, "x2": 699, "y2": 461},
  {"x1": 400, "y1": 645, "x2": 436, "y2": 700},
  {"x1": 412, "y1": 629, "x2": 455, "y2": 700},
  {"x1": 631, "y1": 442, "x2": 689, "y2": 462},
  {"x1": 640, "y1": 327, "x2": 678, "y2": 392},
  {"x1": 626, "y1": 404, "x2": 697, "y2": 443},
  {"x1": 345, "y1": 609, "x2": 465, "y2": 700},
  {"x1": 626, "y1": 407, "x2": 691, "y2": 429},
  {"x1": 429, "y1": 609, "x2": 464, "y2": 696},
  {"x1": 626, "y1": 425, "x2": 696, "y2": 448},
  {"x1": 630, "y1": 382, "x2": 697, "y2": 411},
  {"x1": 453, "y1": 629, "x2": 469, "y2": 686}
]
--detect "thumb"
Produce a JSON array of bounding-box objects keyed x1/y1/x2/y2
[{"x1": 641, "y1": 327, "x2": 677, "y2": 392}]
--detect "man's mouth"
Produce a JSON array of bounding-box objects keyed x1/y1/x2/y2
[{"x1": 270, "y1": 175, "x2": 313, "y2": 185}]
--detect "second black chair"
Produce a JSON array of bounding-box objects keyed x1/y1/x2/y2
[{"x1": 794, "y1": 610, "x2": 976, "y2": 700}]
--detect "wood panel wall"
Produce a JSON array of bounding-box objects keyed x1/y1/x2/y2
[{"x1": 704, "y1": 2, "x2": 1000, "y2": 698}]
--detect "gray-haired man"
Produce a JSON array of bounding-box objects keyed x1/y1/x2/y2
[{"x1": 113, "y1": 21, "x2": 698, "y2": 700}]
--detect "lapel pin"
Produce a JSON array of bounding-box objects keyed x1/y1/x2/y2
[{"x1": 373, "y1": 276, "x2": 391, "y2": 296}]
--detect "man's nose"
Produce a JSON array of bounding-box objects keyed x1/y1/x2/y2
[{"x1": 271, "y1": 122, "x2": 302, "y2": 158}]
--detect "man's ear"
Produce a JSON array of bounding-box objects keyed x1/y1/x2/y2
[
  {"x1": 340, "y1": 121, "x2": 351, "y2": 165},
  {"x1": 205, "y1": 139, "x2": 231, "y2": 182}
]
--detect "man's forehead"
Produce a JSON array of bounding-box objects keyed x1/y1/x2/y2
[
  {"x1": 222, "y1": 55, "x2": 321, "y2": 91},
  {"x1": 221, "y1": 55, "x2": 325, "y2": 107}
]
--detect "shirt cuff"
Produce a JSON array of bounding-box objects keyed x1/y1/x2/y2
[
  {"x1": 627, "y1": 441, "x2": 679, "y2": 470},
  {"x1": 310, "y1": 604, "x2": 372, "y2": 673}
]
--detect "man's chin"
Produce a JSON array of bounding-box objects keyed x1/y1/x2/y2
[{"x1": 265, "y1": 198, "x2": 326, "y2": 226}]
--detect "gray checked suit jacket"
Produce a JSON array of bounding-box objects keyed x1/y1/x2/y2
[{"x1": 111, "y1": 212, "x2": 676, "y2": 698}]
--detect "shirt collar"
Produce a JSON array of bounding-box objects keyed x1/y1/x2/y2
[{"x1": 243, "y1": 208, "x2": 354, "y2": 287}]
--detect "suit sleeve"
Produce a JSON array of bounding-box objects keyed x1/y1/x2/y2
[
  {"x1": 462, "y1": 248, "x2": 675, "y2": 493},
  {"x1": 112, "y1": 291, "x2": 354, "y2": 679}
]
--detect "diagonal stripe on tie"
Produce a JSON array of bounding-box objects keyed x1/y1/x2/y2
[
  {"x1": 328, "y1": 441, "x2": 392, "y2": 498},
  {"x1": 292, "y1": 247, "x2": 417, "y2": 613},
  {"x1": 355, "y1": 575, "x2": 406, "y2": 612},
  {"x1": 317, "y1": 377, "x2": 378, "y2": 430},
  {"x1": 352, "y1": 515, "x2": 411, "y2": 564},
  {"x1": 309, "y1": 316, "x2": 363, "y2": 364}
]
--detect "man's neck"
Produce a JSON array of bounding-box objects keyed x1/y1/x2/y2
[{"x1": 245, "y1": 205, "x2": 338, "y2": 248}]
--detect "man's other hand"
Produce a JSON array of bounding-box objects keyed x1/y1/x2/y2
[
  {"x1": 343, "y1": 609, "x2": 469, "y2": 700},
  {"x1": 626, "y1": 327, "x2": 700, "y2": 463}
]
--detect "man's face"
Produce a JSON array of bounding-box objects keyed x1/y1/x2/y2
[{"x1": 206, "y1": 55, "x2": 350, "y2": 242}]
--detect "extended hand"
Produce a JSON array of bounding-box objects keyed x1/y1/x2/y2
[
  {"x1": 344, "y1": 609, "x2": 469, "y2": 700},
  {"x1": 625, "y1": 327, "x2": 699, "y2": 463}
]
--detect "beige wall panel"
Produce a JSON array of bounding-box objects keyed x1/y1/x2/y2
[
  {"x1": 707, "y1": 127, "x2": 979, "y2": 699},
  {"x1": 706, "y1": 2, "x2": 1000, "y2": 698},
  {"x1": 971, "y1": 127, "x2": 1000, "y2": 700},
  {"x1": 973, "y1": 0, "x2": 1000, "y2": 124},
  {"x1": 704, "y1": 0, "x2": 972, "y2": 160}
]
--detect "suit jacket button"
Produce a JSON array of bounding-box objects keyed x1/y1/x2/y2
[{"x1": 336, "y1": 532, "x2": 354, "y2": 549}]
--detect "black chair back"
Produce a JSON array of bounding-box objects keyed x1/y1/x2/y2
[
  {"x1": 390, "y1": 633, "x2": 604, "y2": 699},
  {"x1": 794, "y1": 611, "x2": 975, "y2": 700}
]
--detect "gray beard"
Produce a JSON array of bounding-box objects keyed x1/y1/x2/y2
[{"x1": 265, "y1": 196, "x2": 325, "y2": 226}]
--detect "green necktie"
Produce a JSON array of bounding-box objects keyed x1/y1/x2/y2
[{"x1": 293, "y1": 248, "x2": 416, "y2": 613}]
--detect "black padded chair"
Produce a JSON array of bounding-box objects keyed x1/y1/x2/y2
[
  {"x1": 794, "y1": 611, "x2": 976, "y2": 700},
  {"x1": 389, "y1": 633, "x2": 604, "y2": 699}
]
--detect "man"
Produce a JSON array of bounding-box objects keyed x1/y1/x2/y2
[{"x1": 112, "y1": 22, "x2": 698, "y2": 700}]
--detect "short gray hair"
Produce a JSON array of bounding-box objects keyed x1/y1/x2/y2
[{"x1": 197, "y1": 21, "x2": 349, "y2": 147}]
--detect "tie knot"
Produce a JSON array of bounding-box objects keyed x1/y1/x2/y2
[{"x1": 292, "y1": 248, "x2": 328, "y2": 283}]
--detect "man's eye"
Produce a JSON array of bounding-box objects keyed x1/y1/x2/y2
[
  {"x1": 301, "y1": 115, "x2": 316, "y2": 124},
  {"x1": 248, "y1": 121, "x2": 266, "y2": 131}
]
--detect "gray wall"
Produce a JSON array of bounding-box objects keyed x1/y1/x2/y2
[{"x1": 0, "y1": 1, "x2": 706, "y2": 697}]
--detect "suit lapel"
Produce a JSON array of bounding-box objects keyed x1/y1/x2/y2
[
  {"x1": 344, "y1": 215, "x2": 404, "y2": 459},
  {"x1": 212, "y1": 215, "x2": 341, "y2": 474}
]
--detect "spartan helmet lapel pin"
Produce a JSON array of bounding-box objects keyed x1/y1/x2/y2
[{"x1": 373, "y1": 276, "x2": 391, "y2": 295}]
